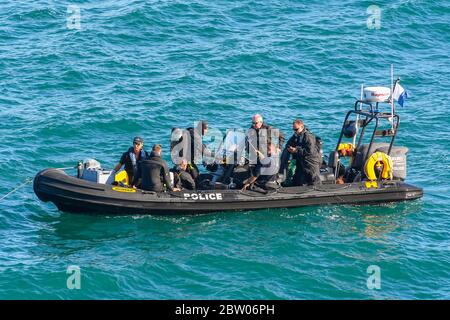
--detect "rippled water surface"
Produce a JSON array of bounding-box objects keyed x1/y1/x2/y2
[{"x1": 0, "y1": 0, "x2": 449, "y2": 299}]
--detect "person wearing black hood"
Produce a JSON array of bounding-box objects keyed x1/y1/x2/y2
[
  {"x1": 171, "y1": 159, "x2": 196, "y2": 190},
  {"x1": 188, "y1": 120, "x2": 215, "y2": 176},
  {"x1": 171, "y1": 121, "x2": 213, "y2": 180},
  {"x1": 282, "y1": 119, "x2": 321, "y2": 186},
  {"x1": 113, "y1": 136, "x2": 148, "y2": 186},
  {"x1": 137, "y1": 144, "x2": 178, "y2": 192}
]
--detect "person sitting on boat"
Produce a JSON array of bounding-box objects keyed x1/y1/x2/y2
[
  {"x1": 242, "y1": 142, "x2": 280, "y2": 191},
  {"x1": 113, "y1": 136, "x2": 148, "y2": 187},
  {"x1": 137, "y1": 144, "x2": 179, "y2": 192},
  {"x1": 171, "y1": 159, "x2": 196, "y2": 190},
  {"x1": 281, "y1": 119, "x2": 321, "y2": 186}
]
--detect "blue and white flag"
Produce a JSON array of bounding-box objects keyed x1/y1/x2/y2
[{"x1": 392, "y1": 82, "x2": 408, "y2": 107}]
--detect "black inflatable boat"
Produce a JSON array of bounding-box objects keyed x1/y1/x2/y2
[
  {"x1": 33, "y1": 87, "x2": 423, "y2": 215},
  {"x1": 33, "y1": 168, "x2": 422, "y2": 215}
]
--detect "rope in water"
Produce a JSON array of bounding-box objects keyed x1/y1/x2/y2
[
  {"x1": 0, "y1": 178, "x2": 33, "y2": 201},
  {"x1": 0, "y1": 166, "x2": 76, "y2": 201}
]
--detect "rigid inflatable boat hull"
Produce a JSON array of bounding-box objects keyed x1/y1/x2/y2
[{"x1": 34, "y1": 169, "x2": 423, "y2": 215}]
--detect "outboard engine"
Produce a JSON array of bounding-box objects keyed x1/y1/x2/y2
[
  {"x1": 376, "y1": 146, "x2": 408, "y2": 180},
  {"x1": 352, "y1": 144, "x2": 408, "y2": 181}
]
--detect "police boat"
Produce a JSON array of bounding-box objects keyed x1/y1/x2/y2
[{"x1": 33, "y1": 86, "x2": 423, "y2": 215}]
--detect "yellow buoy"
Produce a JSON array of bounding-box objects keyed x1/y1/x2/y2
[{"x1": 364, "y1": 151, "x2": 394, "y2": 181}]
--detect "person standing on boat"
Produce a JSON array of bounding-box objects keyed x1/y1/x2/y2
[
  {"x1": 171, "y1": 121, "x2": 214, "y2": 181},
  {"x1": 137, "y1": 144, "x2": 178, "y2": 192},
  {"x1": 113, "y1": 136, "x2": 148, "y2": 187},
  {"x1": 246, "y1": 114, "x2": 284, "y2": 175},
  {"x1": 188, "y1": 120, "x2": 212, "y2": 178},
  {"x1": 282, "y1": 119, "x2": 321, "y2": 186}
]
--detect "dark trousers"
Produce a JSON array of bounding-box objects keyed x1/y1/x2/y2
[
  {"x1": 190, "y1": 163, "x2": 199, "y2": 181},
  {"x1": 279, "y1": 148, "x2": 290, "y2": 174},
  {"x1": 293, "y1": 164, "x2": 321, "y2": 186},
  {"x1": 178, "y1": 171, "x2": 196, "y2": 190},
  {"x1": 280, "y1": 148, "x2": 321, "y2": 186}
]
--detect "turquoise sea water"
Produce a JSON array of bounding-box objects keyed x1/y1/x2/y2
[{"x1": 0, "y1": 0, "x2": 449, "y2": 299}]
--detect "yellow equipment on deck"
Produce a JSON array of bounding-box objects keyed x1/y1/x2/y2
[
  {"x1": 337, "y1": 143, "x2": 354, "y2": 157},
  {"x1": 114, "y1": 170, "x2": 129, "y2": 186}
]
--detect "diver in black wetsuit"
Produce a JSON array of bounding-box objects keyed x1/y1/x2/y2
[
  {"x1": 280, "y1": 119, "x2": 321, "y2": 186},
  {"x1": 138, "y1": 144, "x2": 178, "y2": 192},
  {"x1": 171, "y1": 159, "x2": 196, "y2": 190}
]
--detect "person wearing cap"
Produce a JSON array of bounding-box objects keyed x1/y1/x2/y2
[
  {"x1": 137, "y1": 144, "x2": 178, "y2": 192},
  {"x1": 113, "y1": 136, "x2": 149, "y2": 187}
]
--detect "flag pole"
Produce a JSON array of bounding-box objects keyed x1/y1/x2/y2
[
  {"x1": 360, "y1": 84, "x2": 364, "y2": 111},
  {"x1": 390, "y1": 64, "x2": 394, "y2": 130}
]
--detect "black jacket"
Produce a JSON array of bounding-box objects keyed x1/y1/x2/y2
[
  {"x1": 119, "y1": 147, "x2": 149, "y2": 185},
  {"x1": 138, "y1": 153, "x2": 172, "y2": 192},
  {"x1": 171, "y1": 166, "x2": 196, "y2": 190},
  {"x1": 246, "y1": 124, "x2": 285, "y2": 164},
  {"x1": 170, "y1": 126, "x2": 213, "y2": 165},
  {"x1": 285, "y1": 129, "x2": 321, "y2": 169},
  {"x1": 187, "y1": 126, "x2": 214, "y2": 164}
]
